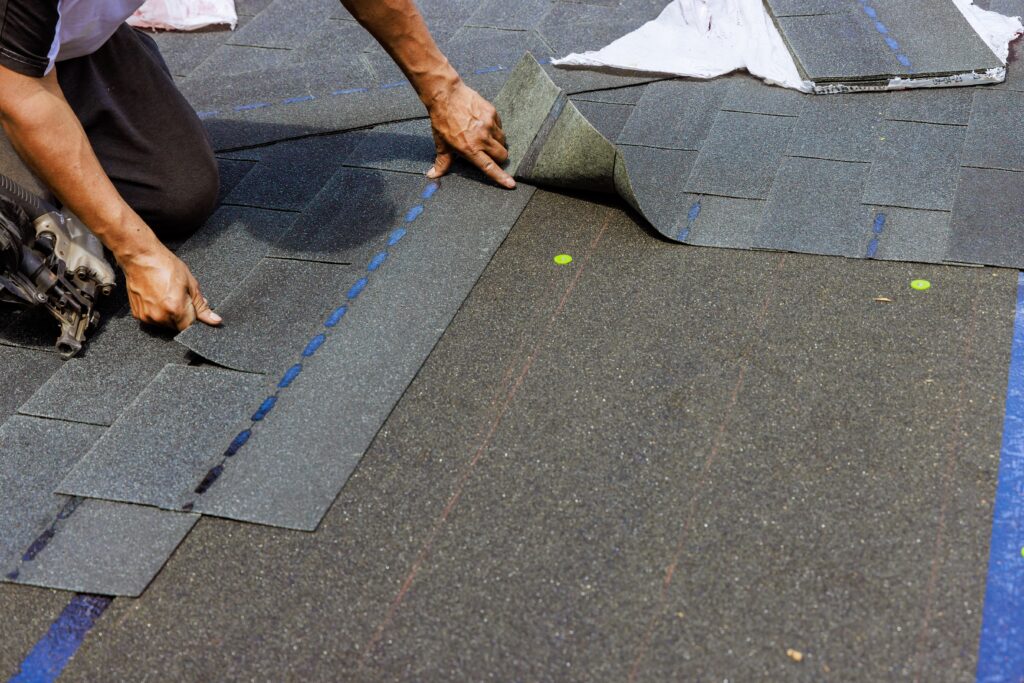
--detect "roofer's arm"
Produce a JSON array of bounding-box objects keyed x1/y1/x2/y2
[
  {"x1": 0, "y1": 66, "x2": 220, "y2": 331},
  {"x1": 341, "y1": 0, "x2": 515, "y2": 188}
]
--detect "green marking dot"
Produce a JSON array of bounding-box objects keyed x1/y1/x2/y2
[
  {"x1": 554, "y1": 254, "x2": 573, "y2": 265},
  {"x1": 910, "y1": 279, "x2": 931, "y2": 291}
]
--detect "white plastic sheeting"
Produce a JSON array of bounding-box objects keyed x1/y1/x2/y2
[
  {"x1": 554, "y1": 0, "x2": 1022, "y2": 93},
  {"x1": 127, "y1": 0, "x2": 237, "y2": 31},
  {"x1": 955, "y1": 0, "x2": 1022, "y2": 63}
]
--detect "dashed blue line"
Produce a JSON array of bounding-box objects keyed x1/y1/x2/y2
[
  {"x1": 251, "y1": 396, "x2": 277, "y2": 422},
  {"x1": 388, "y1": 228, "x2": 407, "y2": 246},
  {"x1": 858, "y1": 1, "x2": 912, "y2": 71},
  {"x1": 405, "y1": 205, "x2": 424, "y2": 222},
  {"x1": 201, "y1": 180, "x2": 441, "y2": 488},
  {"x1": 324, "y1": 306, "x2": 348, "y2": 328},
  {"x1": 677, "y1": 201, "x2": 701, "y2": 241},
  {"x1": 873, "y1": 214, "x2": 886, "y2": 234},
  {"x1": 302, "y1": 334, "x2": 326, "y2": 357},
  {"x1": 194, "y1": 56, "x2": 553, "y2": 120},
  {"x1": 278, "y1": 364, "x2": 303, "y2": 388},
  {"x1": 195, "y1": 465, "x2": 224, "y2": 494},
  {"x1": 867, "y1": 213, "x2": 886, "y2": 258},
  {"x1": 347, "y1": 278, "x2": 368, "y2": 300},
  {"x1": 224, "y1": 430, "x2": 251, "y2": 457}
]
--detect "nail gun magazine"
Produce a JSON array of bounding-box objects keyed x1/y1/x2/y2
[{"x1": 0, "y1": 174, "x2": 115, "y2": 358}]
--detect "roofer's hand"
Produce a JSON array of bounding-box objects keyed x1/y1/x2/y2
[
  {"x1": 121, "y1": 244, "x2": 221, "y2": 331},
  {"x1": 425, "y1": 80, "x2": 515, "y2": 189}
]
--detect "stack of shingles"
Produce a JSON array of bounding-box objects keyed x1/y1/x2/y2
[{"x1": 0, "y1": 0, "x2": 664, "y2": 597}]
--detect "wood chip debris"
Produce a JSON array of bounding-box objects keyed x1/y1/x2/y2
[
  {"x1": 786, "y1": 648, "x2": 804, "y2": 663},
  {"x1": 873, "y1": 297, "x2": 893, "y2": 303}
]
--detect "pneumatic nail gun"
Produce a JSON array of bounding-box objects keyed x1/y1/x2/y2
[{"x1": 0, "y1": 173, "x2": 115, "y2": 358}]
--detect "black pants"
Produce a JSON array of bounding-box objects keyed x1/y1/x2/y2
[{"x1": 0, "y1": 24, "x2": 219, "y2": 242}]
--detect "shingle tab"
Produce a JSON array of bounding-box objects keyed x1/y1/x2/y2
[
  {"x1": 617, "y1": 145, "x2": 698, "y2": 238},
  {"x1": 0, "y1": 416, "x2": 104, "y2": 573},
  {"x1": 720, "y1": 76, "x2": 807, "y2": 118},
  {"x1": 684, "y1": 111, "x2": 794, "y2": 200},
  {"x1": 946, "y1": 166, "x2": 1024, "y2": 268},
  {"x1": 0, "y1": 346, "x2": 62, "y2": 421},
  {"x1": 756, "y1": 156, "x2": 874, "y2": 257},
  {"x1": 786, "y1": 92, "x2": 886, "y2": 163},
  {"x1": 861, "y1": 120, "x2": 966, "y2": 212},
  {"x1": 8, "y1": 500, "x2": 198, "y2": 597},
  {"x1": 57, "y1": 365, "x2": 263, "y2": 511},
  {"x1": 961, "y1": 89, "x2": 1024, "y2": 172},
  {"x1": 175, "y1": 205, "x2": 298, "y2": 305},
  {"x1": 869, "y1": 207, "x2": 952, "y2": 263},
  {"x1": 885, "y1": 88, "x2": 974, "y2": 126},
  {"x1": 176, "y1": 258, "x2": 360, "y2": 374},
  {"x1": 226, "y1": 134, "x2": 361, "y2": 212},
  {"x1": 617, "y1": 79, "x2": 729, "y2": 150},
  {"x1": 17, "y1": 314, "x2": 187, "y2": 427}
]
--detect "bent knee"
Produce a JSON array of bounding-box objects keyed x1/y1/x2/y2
[{"x1": 143, "y1": 158, "x2": 220, "y2": 242}]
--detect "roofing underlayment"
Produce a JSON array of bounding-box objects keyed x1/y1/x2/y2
[{"x1": 3, "y1": 0, "x2": 1024, "y2": 680}]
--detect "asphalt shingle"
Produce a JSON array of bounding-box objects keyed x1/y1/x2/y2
[
  {"x1": 176, "y1": 258, "x2": 360, "y2": 374},
  {"x1": 756, "y1": 156, "x2": 875, "y2": 258},
  {"x1": 56, "y1": 365, "x2": 263, "y2": 512},
  {"x1": 861, "y1": 120, "x2": 967, "y2": 211},
  {"x1": 684, "y1": 111, "x2": 794, "y2": 200}
]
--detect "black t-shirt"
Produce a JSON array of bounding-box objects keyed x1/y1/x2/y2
[{"x1": 0, "y1": 0, "x2": 142, "y2": 77}]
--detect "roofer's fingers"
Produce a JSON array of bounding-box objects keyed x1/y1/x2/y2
[
  {"x1": 484, "y1": 137, "x2": 509, "y2": 164},
  {"x1": 427, "y1": 128, "x2": 454, "y2": 179},
  {"x1": 491, "y1": 115, "x2": 507, "y2": 148},
  {"x1": 468, "y1": 149, "x2": 514, "y2": 188},
  {"x1": 174, "y1": 300, "x2": 197, "y2": 332},
  {"x1": 189, "y1": 277, "x2": 222, "y2": 327},
  {"x1": 428, "y1": 149, "x2": 454, "y2": 179}
]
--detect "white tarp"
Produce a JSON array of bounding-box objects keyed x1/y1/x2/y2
[
  {"x1": 127, "y1": 0, "x2": 237, "y2": 31},
  {"x1": 553, "y1": 0, "x2": 1023, "y2": 93}
]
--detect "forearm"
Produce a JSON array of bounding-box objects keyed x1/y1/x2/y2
[
  {"x1": 0, "y1": 68, "x2": 156, "y2": 263},
  {"x1": 340, "y1": 0, "x2": 460, "y2": 105}
]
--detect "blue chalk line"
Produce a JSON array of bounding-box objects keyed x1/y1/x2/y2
[
  {"x1": 866, "y1": 213, "x2": 886, "y2": 258},
  {"x1": 8, "y1": 595, "x2": 112, "y2": 683},
  {"x1": 197, "y1": 55, "x2": 554, "y2": 120},
  {"x1": 857, "y1": 1, "x2": 912, "y2": 71},
  {"x1": 977, "y1": 271, "x2": 1024, "y2": 682},
  {"x1": 677, "y1": 201, "x2": 701, "y2": 242},
  {"x1": 190, "y1": 179, "x2": 443, "y2": 497}
]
